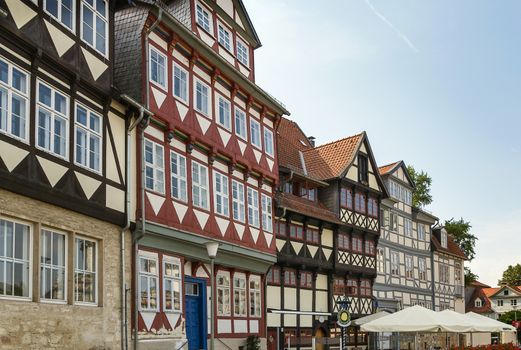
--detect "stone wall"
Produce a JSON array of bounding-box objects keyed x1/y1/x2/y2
[{"x1": 0, "y1": 188, "x2": 132, "y2": 349}]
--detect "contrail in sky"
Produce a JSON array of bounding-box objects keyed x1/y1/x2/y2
[{"x1": 363, "y1": 0, "x2": 419, "y2": 53}]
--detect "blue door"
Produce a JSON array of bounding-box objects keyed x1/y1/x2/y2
[{"x1": 185, "y1": 277, "x2": 207, "y2": 350}]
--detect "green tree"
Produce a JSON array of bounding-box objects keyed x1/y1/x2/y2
[
  {"x1": 444, "y1": 218, "x2": 478, "y2": 286},
  {"x1": 406, "y1": 165, "x2": 432, "y2": 208},
  {"x1": 499, "y1": 264, "x2": 521, "y2": 285},
  {"x1": 499, "y1": 310, "x2": 520, "y2": 324}
]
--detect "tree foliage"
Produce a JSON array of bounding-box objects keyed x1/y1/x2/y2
[
  {"x1": 464, "y1": 267, "x2": 479, "y2": 286},
  {"x1": 406, "y1": 165, "x2": 432, "y2": 208},
  {"x1": 444, "y1": 218, "x2": 477, "y2": 261},
  {"x1": 498, "y1": 310, "x2": 520, "y2": 325},
  {"x1": 499, "y1": 264, "x2": 521, "y2": 286}
]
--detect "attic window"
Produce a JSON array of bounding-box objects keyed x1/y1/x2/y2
[
  {"x1": 441, "y1": 230, "x2": 447, "y2": 248},
  {"x1": 504, "y1": 290, "x2": 508, "y2": 296},
  {"x1": 196, "y1": 3, "x2": 212, "y2": 34},
  {"x1": 358, "y1": 154, "x2": 368, "y2": 185},
  {"x1": 475, "y1": 299, "x2": 482, "y2": 307}
]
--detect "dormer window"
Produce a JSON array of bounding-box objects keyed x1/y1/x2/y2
[
  {"x1": 299, "y1": 185, "x2": 317, "y2": 201},
  {"x1": 196, "y1": 3, "x2": 212, "y2": 34},
  {"x1": 358, "y1": 154, "x2": 368, "y2": 184},
  {"x1": 236, "y1": 38, "x2": 249, "y2": 67},
  {"x1": 217, "y1": 23, "x2": 232, "y2": 51},
  {"x1": 504, "y1": 290, "x2": 509, "y2": 296},
  {"x1": 475, "y1": 299, "x2": 482, "y2": 307},
  {"x1": 441, "y1": 230, "x2": 447, "y2": 248}
]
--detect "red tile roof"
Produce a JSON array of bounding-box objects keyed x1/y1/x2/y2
[
  {"x1": 379, "y1": 161, "x2": 401, "y2": 176},
  {"x1": 470, "y1": 280, "x2": 491, "y2": 288},
  {"x1": 466, "y1": 287, "x2": 494, "y2": 314},
  {"x1": 277, "y1": 117, "x2": 314, "y2": 176},
  {"x1": 276, "y1": 193, "x2": 343, "y2": 225},
  {"x1": 431, "y1": 233, "x2": 467, "y2": 260}
]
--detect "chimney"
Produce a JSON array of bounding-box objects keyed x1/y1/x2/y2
[{"x1": 308, "y1": 136, "x2": 316, "y2": 147}]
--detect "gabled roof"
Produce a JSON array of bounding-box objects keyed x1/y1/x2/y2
[
  {"x1": 276, "y1": 193, "x2": 343, "y2": 225},
  {"x1": 235, "y1": 0, "x2": 261, "y2": 48},
  {"x1": 470, "y1": 280, "x2": 491, "y2": 288},
  {"x1": 466, "y1": 287, "x2": 493, "y2": 314},
  {"x1": 431, "y1": 230, "x2": 467, "y2": 260},
  {"x1": 488, "y1": 285, "x2": 521, "y2": 298},
  {"x1": 379, "y1": 161, "x2": 401, "y2": 176},
  {"x1": 378, "y1": 160, "x2": 416, "y2": 189},
  {"x1": 277, "y1": 117, "x2": 314, "y2": 176}
]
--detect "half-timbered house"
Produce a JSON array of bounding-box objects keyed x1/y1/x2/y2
[
  {"x1": 114, "y1": 0, "x2": 289, "y2": 348},
  {"x1": 0, "y1": 0, "x2": 131, "y2": 348},
  {"x1": 267, "y1": 118, "x2": 387, "y2": 350}
]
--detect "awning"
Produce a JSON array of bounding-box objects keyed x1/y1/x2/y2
[{"x1": 352, "y1": 311, "x2": 391, "y2": 326}]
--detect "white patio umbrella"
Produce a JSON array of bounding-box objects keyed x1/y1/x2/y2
[
  {"x1": 438, "y1": 310, "x2": 475, "y2": 333},
  {"x1": 465, "y1": 312, "x2": 517, "y2": 332},
  {"x1": 361, "y1": 305, "x2": 443, "y2": 332}
]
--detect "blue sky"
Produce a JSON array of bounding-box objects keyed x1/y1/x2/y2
[{"x1": 243, "y1": 0, "x2": 521, "y2": 286}]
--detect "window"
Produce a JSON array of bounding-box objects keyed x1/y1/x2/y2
[
  {"x1": 40, "y1": 229, "x2": 66, "y2": 301},
  {"x1": 173, "y1": 63, "x2": 188, "y2": 103},
  {"x1": 275, "y1": 221, "x2": 286, "y2": 237},
  {"x1": 0, "y1": 219, "x2": 30, "y2": 298},
  {"x1": 358, "y1": 154, "x2": 368, "y2": 184},
  {"x1": 217, "y1": 23, "x2": 231, "y2": 51},
  {"x1": 299, "y1": 271, "x2": 312, "y2": 289},
  {"x1": 196, "y1": 3, "x2": 211, "y2": 34},
  {"x1": 365, "y1": 240, "x2": 375, "y2": 255},
  {"x1": 346, "y1": 278, "x2": 358, "y2": 296},
  {"x1": 338, "y1": 233, "x2": 349, "y2": 250},
  {"x1": 441, "y1": 230, "x2": 448, "y2": 248},
  {"x1": 236, "y1": 38, "x2": 249, "y2": 66},
  {"x1": 404, "y1": 189, "x2": 412, "y2": 205},
  {"x1": 192, "y1": 161, "x2": 209, "y2": 210},
  {"x1": 214, "y1": 172, "x2": 229, "y2": 217},
  {"x1": 75, "y1": 237, "x2": 97, "y2": 304},
  {"x1": 247, "y1": 187, "x2": 259, "y2": 228},
  {"x1": 37, "y1": 81, "x2": 69, "y2": 159},
  {"x1": 390, "y1": 212, "x2": 398, "y2": 231},
  {"x1": 497, "y1": 300, "x2": 503, "y2": 307},
  {"x1": 341, "y1": 188, "x2": 353, "y2": 209},
  {"x1": 352, "y1": 237, "x2": 363, "y2": 253},
  {"x1": 163, "y1": 257, "x2": 181, "y2": 312},
  {"x1": 381, "y1": 209, "x2": 389, "y2": 227},
  {"x1": 405, "y1": 255, "x2": 413, "y2": 278},
  {"x1": 266, "y1": 266, "x2": 280, "y2": 285},
  {"x1": 419, "y1": 258, "x2": 426, "y2": 280},
  {"x1": 45, "y1": 0, "x2": 74, "y2": 31},
  {"x1": 264, "y1": 128, "x2": 274, "y2": 156},
  {"x1": 0, "y1": 58, "x2": 29, "y2": 141},
  {"x1": 75, "y1": 104, "x2": 102, "y2": 172},
  {"x1": 418, "y1": 223, "x2": 425, "y2": 240},
  {"x1": 148, "y1": 48, "x2": 167, "y2": 89},
  {"x1": 289, "y1": 225, "x2": 303, "y2": 240},
  {"x1": 391, "y1": 251, "x2": 399, "y2": 275},
  {"x1": 504, "y1": 290, "x2": 509, "y2": 296},
  {"x1": 232, "y1": 180, "x2": 245, "y2": 222},
  {"x1": 234, "y1": 108, "x2": 247, "y2": 140},
  {"x1": 145, "y1": 139, "x2": 165, "y2": 194},
  {"x1": 367, "y1": 197, "x2": 378, "y2": 217},
  {"x1": 138, "y1": 254, "x2": 158, "y2": 311},
  {"x1": 249, "y1": 276, "x2": 261, "y2": 317},
  {"x1": 216, "y1": 273, "x2": 230, "y2": 316},
  {"x1": 439, "y1": 264, "x2": 449, "y2": 283},
  {"x1": 333, "y1": 278, "x2": 345, "y2": 295},
  {"x1": 171, "y1": 151, "x2": 187, "y2": 202},
  {"x1": 284, "y1": 269, "x2": 296, "y2": 287},
  {"x1": 250, "y1": 119, "x2": 261, "y2": 149},
  {"x1": 454, "y1": 262, "x2": 462, "y2": 284},
  {"x1": 475, "y1": 299, "x2": 482, "y2": 307},
  {"x1": 307, "y1": 188, "x2": 316, "y2": 201},
  {"x1": 306, "y1": 228, "x2": 319, "y2": 244},
  {"x1": 355, "y1": 193, "x2": 366, "y2": 213},
  {"x1": 511, "y1": 299, "x2": 517, "y2": 306},
  {"x1": 360, "y1": 279, "x2": 371, "y2": 296},
  {"x1": 377, "y1": 248, "x2": 384, "y2": 273},
  {"x1": 217, "y1": 96, "x2": 231, "y2": 130},
  {"x1": 233, "y1": 274, "x2": 247, "y2": 316},
  {"x1": 283, "y1": 181, "x2": 293, "y2": 194},
  {"x1": 404, "y1": 218, "x2": 412, "y2": 237},
  {"x1": 81, "y1": 0, "x2": 108, "y2": 55},
  {"x1": 195, "y1": 80, "x2": 210, "y2": 116},
  {"x1": 261, "y1": 194, "x2": 272, "y2": 233}
]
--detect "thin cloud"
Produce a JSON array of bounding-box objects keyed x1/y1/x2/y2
[{"x1": 363, "y1": 0, "x2": 419, "y2": 53}]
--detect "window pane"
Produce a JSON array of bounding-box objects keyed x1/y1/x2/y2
[
  {"x1": 55, "y1": 93, "x2": 67, "y2": 115},
  {"x1": 82, "y1": 7, "x2": 94, "y2": 45},
  {"x1": 0, "y1": 88, "x2": 7, "y2": 132},
  {"x1": 95, "y1": 16, "x2": 106, "y2": 54},
  {"x1": 46, "y1": 0, "x2": 59, "y2": 17},
  {"x1": 39, "y1": 84, "x2": 52, "y2": 106},
  {"x1": 96, "y1": 0, "x2": 106, "y2": 17},
  {"x1": 0, "y1": 61, "x2": 7, "y2": 83},
  {"x1": 150, "y1": 278, "x2": 157, "y2": 309},
  {"x1": 85, "y1": 272, "x2": 95, "y2": 302},
  {"x1": 61, "y1": 0, "x2": 73, "y2": 29},
  {"x1": 84, "y1": 240, "x2": 96, "y2": 272},
  {"x1": 11, "y1": 94, "x2": 26, "y2": 139},
  {"x1": 12, "y1": 69, "x2": 26, "y2": 93}
]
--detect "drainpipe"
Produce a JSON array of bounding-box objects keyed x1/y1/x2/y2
[{"x1": 430, "y1": 218, "x2": 439, "y2": 310}]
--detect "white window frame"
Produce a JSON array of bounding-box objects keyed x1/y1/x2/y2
[
  {"x1": 216, "y1": 271, "x2": 231, "y2": 316},
  {"x1": 138, "y1": 252, "x2": 159, "y2": 311},
  {"x1": 377, "y1": 248, "x2": 384, "y2": 273},
  {"x1": 419, "y1": 258, "x2": 426, "y2": 281},
  {"x1": 80, "y1": 0, "x2": 109, "y2": 56},
  {"x1": 172, "y1": 62, "x2": 188, "y2": 104},
  {"x1": 247, "y1": 187, "x2": 259, "y2": 228},
  {"x1": 40, "y1": 228, "x2": 67, "y2": 303},
  {"x1": 144, "y1": 139, "x2": 165, "y2": 194},
  {"x1": 250, "y1": 118, "x2": 261, "y2": 149},
  {"x1": 233, "y1": 273, "x2": 247, "y2": 317},
  {"x1": 216, "y1": 95, "x2": 231, "y2": 130},
  {"x1": 149, "y1": 47, "x2": 167, "y2": 90},
  {"x1": 36, "y1": 80, "x2": 70, "y2": 160},
  {"x1": 170, "y1": 150, "x2": 187, "y2": 202},
  {"x1": 418, "y1": 223, "x2": 425, "y2": 240},
  {"x1": 261, "y1": 194, "x2": 272, "y2": 233},
  {"x1": 232, "y1": 180, "x2": 245, "y2": 223},
  {"x1": 194, "y1": 78, "x2": 211, "y2": 117},
  {"x1": 249, "y1": 275, "x2": 261, "y2": 318},
  {"x1": 234, "y1": 107, "x2": 247, "y2": 140},
  {"x1": 195, "y1": 2, "x2": 212, "y2": 35},
  {"x1": 217, "y1": 22, "x2": 232, "y2": 52},
  {"x1": 404, "y1": 218, "x2": 412, "y2": 237},
  {"x1": 163, "y1": 255, "x2": 182, "y2": 313},
  {"x1": 74, "y1": 236, "x2": 98, "y2": 305},
  {"x1": 441, "y1": 231, "x2": 448, "y2": 248},
  {"x1": 214, "y1": 171, "x2": 229, "y2": 217},
  {"x1": 74, "y1": 102, "x2": 103, "y2": 173},
  {"x1": 236, "y1": 37, "x2": 249, "y2": 67},
  {"x1": 263, "y1": 128, "x2": 274, "y2": 157},
  {"x1": 0, "y1": 57, "x2": 30, "y2": 143},
  {"x1": 0, "y1": 217, "x2": 32, "y2": 300},
  {"x1": 405, "y1": 255, "x2": 413, "y2": 279},
  {"x1": 475, "y1": 299, "x2": 482, "y2": 307},
  {"x1": 390, "y1": 251, "x2": 399, "y2": 275},
  {"x1": 44, "y1": 0, "x2": 75, "y2": 32},
  {"x1": 192, "y1": 161, "x2": 209, "y2": 210}
]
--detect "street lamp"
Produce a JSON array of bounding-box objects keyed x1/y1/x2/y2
[{"x1": 206, "y1": 241, "x2": 220, "y2": 350}]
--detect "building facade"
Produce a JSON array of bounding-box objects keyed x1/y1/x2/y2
[
  {"x1": 0, "y1": 0, "x2": 132, "y2": 348},
  {"x1": 114, "y1": 0, "x2": 288, "y2": 348},
  {"x1": 467, "y1": 282, "x2": 521, "y2": 320},
  {"x1": 374, "y1": 161, "x2": 437, "y2": 312},
  {"x1": 266, "y1": 118, "x2": 387, "y2": 350}
]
